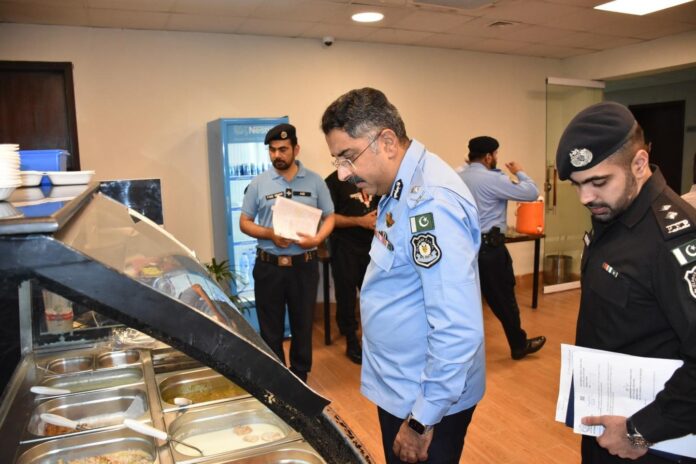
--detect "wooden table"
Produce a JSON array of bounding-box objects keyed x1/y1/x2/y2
[
  {"x1": 504, "y1": 232, "x2": 545, "y2": 309},
  {"x1": 320, "y1": 232, "x2": 545, "y2": 345}
]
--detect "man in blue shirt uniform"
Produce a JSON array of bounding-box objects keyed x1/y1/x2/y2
[
  {"x1": 321, "y1": 88, "x2": 485, "y2": 463},
  {"x1": 459, "y1": 136, "x2": 546, "y2": 360},
  {"x1": 240, "y1": 123, "x2": 335, "y2": 383}
]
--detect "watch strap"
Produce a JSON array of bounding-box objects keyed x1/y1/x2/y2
[
  {"x1": 407, "y1": 414, "x2": 433, "y2": 435},
  {"x1": 626, "y1": 417, "x2": 654, "y2": 449}
]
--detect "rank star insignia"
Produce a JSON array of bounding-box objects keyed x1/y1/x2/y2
[
  {"x1": 684, "y1": 264, "x2": 696, "y2": 299},
  {"x1": 665, "y1": 211, "x2": 678, "y2": 220},
  {"x1": 660, "y1": 205, "x2": 672, "y2": 211},
  {"x1": 411, "y1": 233, "x2": 441, "y2": 268},
  {"x1": 569, "y1": 148, "x2": 593, "y2": 168}
]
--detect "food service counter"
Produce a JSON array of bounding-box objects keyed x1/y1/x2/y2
[{"x1": 0, "y1": 184, "x2": 372, "y2": 464}]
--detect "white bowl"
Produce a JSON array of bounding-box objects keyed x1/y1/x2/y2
[
  {"x1": 0, "y1": 186, "x2": 17, "y2": 201},
  {"x1": 45, "y1": 170, "x2": 95, "y2": 186},
  {"x1": 20, "y1": 171, "x2": 44, "y2": 187}
]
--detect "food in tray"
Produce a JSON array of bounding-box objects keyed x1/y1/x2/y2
[
  {"x1": 44, "y1": 422, "x2": 76, "y2": 436},
  {"x1": 173, "y1": 422, "x2": 286, "y2": 456},
  {"x1": 161, "y1": 380, "x2": 246, "y2": 405},
  {"x1": 56, "y1": 449, "x2": 152, "y2": 464}
]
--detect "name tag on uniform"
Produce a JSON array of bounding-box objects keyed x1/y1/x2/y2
[
  {"x1": 293, "y1": 191, "x2": 312, "y2": 197},
  {"x1": 265, "y1": 192, "x2": 284, "y2": 200}
]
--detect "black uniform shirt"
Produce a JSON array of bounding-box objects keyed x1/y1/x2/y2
[
  {"x1": 325, "y1": 171, "x2": 380, "y2": 253},
  {"x1": 577, "y1": 166, "x2": 696, "y2": 442}
]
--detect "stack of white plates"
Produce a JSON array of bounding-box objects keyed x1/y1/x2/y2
[{"x1": 0, "y1": 144, "x2": 22, "y2": 201}]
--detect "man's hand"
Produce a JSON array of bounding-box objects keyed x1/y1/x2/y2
[
  {"x1": 581, "y1": 416, "x2": 649, "y2": 460},
  {"x1": 295, "y1": 232, "x2": 320, "y2": 250},
  {"x1": 505, "y1": 161, "x2": 523, "y2": 175},
  {"x1": 271, "y1": 232, "x2": 293, "y2": 248},
  {"x1": 359, "y1": 210, "x2": 377, "y2": 230},
  {"x1": 392, "y1": 421, "x2": 433, "y2": 463}
]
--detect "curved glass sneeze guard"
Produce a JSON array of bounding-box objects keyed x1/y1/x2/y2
[{"x1": 54, "y1": 193, "x2": 243, "y2": 333}]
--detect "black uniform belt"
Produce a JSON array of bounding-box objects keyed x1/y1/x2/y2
[
  {"x1": 481, "y1": 227, "x2": 505, "y2": 247},
  {"x1": 256, "y1": 249, "x2": 317, "y2": 267}
]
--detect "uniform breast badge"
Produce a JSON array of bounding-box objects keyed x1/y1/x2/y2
[
  {"x1": 386, "y1": 212, "x2": 394, "y2": 228},
  {"x1": 411, "y1": 233, "x2": 441, "y2": 268}
]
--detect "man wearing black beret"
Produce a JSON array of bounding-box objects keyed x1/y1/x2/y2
[
  {"x1": 240, "y1": 123, "x2": 335, "y2": 383},
  {"x1": 556, "y1": 101, "x2": 696, "y2": 462},
  {"x1": 460, "y1": 135, "x2": 546, "y2": 360}
]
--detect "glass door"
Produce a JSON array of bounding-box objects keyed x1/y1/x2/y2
[{"x1": 543, "y1": 78, "x2": 604, "y2": 294}]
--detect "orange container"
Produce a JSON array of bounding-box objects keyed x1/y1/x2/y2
[{"x1": 516, "y1": 200, "x2": 544, "y2": 235}]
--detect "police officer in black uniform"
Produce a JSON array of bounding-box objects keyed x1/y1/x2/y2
[
  {"x1": 556, "y1": 101, "x2": 696, "y2": 463},
  {"x1": 325, "y1": 170, "x2": 379, "y2": 364}
]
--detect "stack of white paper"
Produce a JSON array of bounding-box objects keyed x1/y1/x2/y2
[
  {"x1": 556, "y1": 344, "x2": 696, "y2": 458},
  {"x1": 272, "y1": 196, "x2": 322, "y2": 241}
]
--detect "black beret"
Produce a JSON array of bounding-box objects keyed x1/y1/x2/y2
[
  {"x1": 556, "y1": 101, "x2": 636, "y2": 180},
  {"x1": 468, "y1": 136, "x2": 499, "y2": 154},
  {"x1": 264, "y1": 123, "x2": 297, "y2": 145}
]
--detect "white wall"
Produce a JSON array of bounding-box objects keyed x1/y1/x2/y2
[{"x1": 0, "y1": 23, "x2": 559, "y2": 274}]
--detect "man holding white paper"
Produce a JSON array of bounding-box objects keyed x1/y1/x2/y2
[
  {"x1": 240, "y1": 123, "x2": 335, "y2": 383},
  {"x1": 556, "y1": 102, "x2": 696, "y2": 463}
]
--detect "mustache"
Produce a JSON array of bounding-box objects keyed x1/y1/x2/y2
[
  {"x1": 272, "y1": 159, "x2": 289, "y2": 169},
  {"x1": 346, "y1": 175, "x2": 366, "y2": 185},
  {"x1": 585, "y1": 201, "x2": 608, "y2": 209}
]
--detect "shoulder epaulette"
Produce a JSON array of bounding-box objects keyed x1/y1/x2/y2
[{"x1": 651, "y1": 191, "x2": 696, "y2": 240}]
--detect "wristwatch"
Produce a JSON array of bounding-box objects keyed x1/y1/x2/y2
[
  {"x1": 626, "y1": 417, "x2": 654, "y2": 449},
  {"x1": 407, "y1": 414, "x2": 433, "y2": 435}
]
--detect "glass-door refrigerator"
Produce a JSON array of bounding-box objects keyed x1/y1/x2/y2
[{"x1": 207, "y1": 117, "x2": 289, "y2": 332}]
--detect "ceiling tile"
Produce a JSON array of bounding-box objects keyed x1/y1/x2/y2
[
  {"x1": 166, "y1": 13, "x2": 243, "y2": 33},
  {"x1": 251, "y1": 0, "x2": 348, "y2": 22},
  {"x1": 467, "y1": 37, "x2": 527, "y2": 54},
  {"x1": 649, "y1": 2, "x2": 696, "y2": 25},
  {"x1": 363, "y1": 27, "x2": 434, "y2": 44},
  {"x1": 416, "y1": 32, "x2": 485, "y2": 49},
  {"x1": 515, "y1": 42, "x2": 592, "y2": 58},
  {"x1": 86, "y1": 0, "x2": 174, "y2": 12},
  {"x1": 590, "y1": 14, "x2": 696, "y2": 40},
  {"x1": 299, "y1": 22, "x2": 375, "y2": 41},
  {"x1": 16, "y1": 0, "x2": 87, "y2": 8},
  {"x1": 0, "y1": 2, "x2": 88, "y2": 24},
  {"x1": 551, "y1": 30, "x2": 642, "y2": 50},
  {"x1": 171, "y1": 0, "x2": 259, "y2": 17},
  {"x1": 447, "y1": 16, "x2": 529, "y2": 39},
  {"x1": 87, "y1": 8, "x2": 169, "y2": 29},
  {"x1": 390, "y1": 10, "x2": 474, "y2": 32},
  {"x1": 235, "y1": 17, "x2": 314, "y2": 37},
  {"x1": 478, "y1": 0, "x2": 583, "y2": 25},
  {"x1": 508, "y1": 24, "x2": 574, "y2": 43}
]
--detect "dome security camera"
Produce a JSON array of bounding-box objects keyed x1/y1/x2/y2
[{"x1": 322, "y1": 36, "x2": 335, "y2": 47}]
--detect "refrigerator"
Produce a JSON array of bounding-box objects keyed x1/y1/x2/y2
[{"x1": 207, "y1": 117, "x2": 290, "y2": 333}]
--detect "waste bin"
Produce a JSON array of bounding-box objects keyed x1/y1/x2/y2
[{"x1": 544, "y1": 254, "x2": 572, "y2": 284}]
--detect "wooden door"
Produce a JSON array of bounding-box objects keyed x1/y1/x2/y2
[{"x1": 0, "y1": 61, "x2": 80, "y2": 170}]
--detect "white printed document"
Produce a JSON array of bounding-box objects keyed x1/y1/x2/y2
[
  {"x1": 556, "y1": 344, "x2": 696, "y2": 459},
  {"x1": 272, "y1": 196, "x2": 322, "y2": 241}
]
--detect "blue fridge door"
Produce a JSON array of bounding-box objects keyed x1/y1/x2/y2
[{"x1": 219, "y1": 117, "x2": 291, "y2": 336}]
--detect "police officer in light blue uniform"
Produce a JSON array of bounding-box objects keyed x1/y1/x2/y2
[
  {"x1": 322, "y1": 88, "x2": 485, "y2": 464},
  {"x1": 240, "y1": 123, "x2": 335, "y2": 383},
  {"x1": 459, "y1": 136, "x2": 546, "y2": 360}
]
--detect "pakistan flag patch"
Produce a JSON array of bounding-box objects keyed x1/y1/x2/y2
[{"x1": 410, "y1": 212, "x2": 434, "y2": 233}]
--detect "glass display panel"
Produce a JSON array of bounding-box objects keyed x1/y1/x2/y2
[{"x1": 54, "y1": 193, "x2": 243, "y2": 329}]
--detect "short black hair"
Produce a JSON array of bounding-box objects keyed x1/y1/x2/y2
[{"x1": 321, "y1": 88, "x2": 408, "y2": 143}]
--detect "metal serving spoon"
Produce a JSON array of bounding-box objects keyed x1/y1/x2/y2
[{"x1": 123, "y1": 419, "x2": 203, "y2": 456}]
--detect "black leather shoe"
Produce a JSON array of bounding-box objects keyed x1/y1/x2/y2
[
  {"x1": 346, "y1": 333, "x2": 362, "y2": 365},
  {"x1": 511, "y1": 336, "x2": 546, "y2": 360}
]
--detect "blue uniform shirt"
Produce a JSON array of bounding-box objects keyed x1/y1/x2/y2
[
  {"x1": 360, "y1": 139, "x2": 486, "y2": 426},
  {"x1": 459, "y1": 163, "x2": 538, "y2": 233},
  {"x1": 241, "y1": 160, "x2": 334, "y2": 255}
]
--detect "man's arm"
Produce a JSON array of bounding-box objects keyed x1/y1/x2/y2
[
  {"x1": 490, "y1": 161, "x2": 538, "y2": 202},
  {"x1": 239, "y1": 213, "x2": 293, "y2": 248},
  {"x1": 296, "y1": 213, "x2": 335, "y2": 249},
  {"x1": 334, "y1": 211, "x2": 377, "y2": 230}
]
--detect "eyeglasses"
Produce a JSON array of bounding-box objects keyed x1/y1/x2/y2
[{"x1": 331, "y1": 129, "x2": 384, "y2": 170}]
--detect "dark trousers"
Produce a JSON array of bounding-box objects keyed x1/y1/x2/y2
[
  {"x1": 478, "y1": 243, "x2": 527, "y2": 352},
  {"x1": 582, "y1": 436, "x2": 696, "y2": 464},
  {"x1": 253, "y1": 258, "x2": 319, "y2": 376},
  {"x1": 330, "y1": 239, "x2": 370, "y2": 335},
  {"x1": 378, "y1": 406, "x2": 476, "y2": 464}
]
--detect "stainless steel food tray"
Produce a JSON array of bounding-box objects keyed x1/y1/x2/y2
[
  {"x1": 15, "y1": 427, "x2": 160, "y2": 464},
  {"x1": 164, "y1": 398, "x2": 300, "y2": 464},
  {"x1": 24, "y1": 385, "x2": 150, "y2": 443},
  {"x1": 156, "y1": 367, "x2": 249, "y2": 412},
  {"x1": 215, "y1": 440, "x2": 326, "y2": 464},
  {"x1": 39, "y1": 366, "x2": 144, "y2": 394}
]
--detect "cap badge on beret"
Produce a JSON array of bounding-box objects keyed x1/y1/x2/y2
[
  {"x1": 280, "y1": 131, "x2": 288, "y2": 139},
  {"x1": 569, "y1": 148, "x2": 593, "y2": 168}
]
